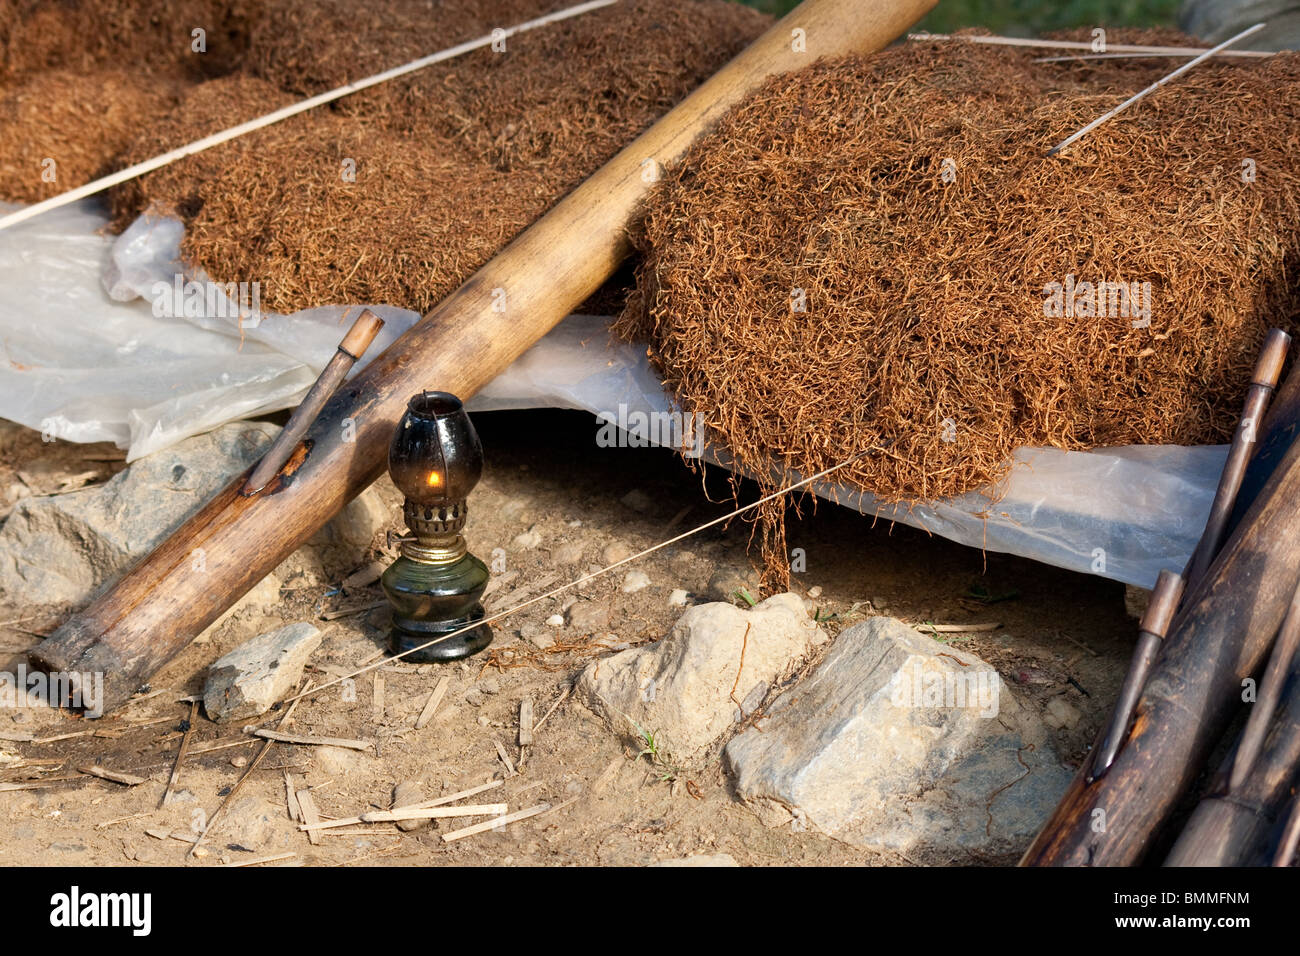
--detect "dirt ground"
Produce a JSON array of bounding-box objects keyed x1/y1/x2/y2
[{"x1": 0, "y1": 409, "x2": 1136, "y2": 866}]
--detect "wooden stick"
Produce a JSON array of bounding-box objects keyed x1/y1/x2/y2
[
  {"x1": 533, "y1": 686, "x2": 571, "y2": 735},
  {"x1": 1165, "y1": 662, "x2": 1300, "y2": 865},
  {"x1": 0, "y1": 0, "x2": 619, "y2": 233},
  {"x1": 247, "y1": 729, "x2": 373, "y2": 750},
  {"x1": 441, "y1": 803, "x2": 551, "y2": 843},
  {"x1": 415, "y1": 675, "x2": 450, "y2": 729},
  {"x1": 1088, "y1": 570, "x2": 1184, "y2": 781},
  {"x1": 371, "y1": 672, "x2": 386, "y2": 724},
  {"x1": 518, "y1": 698, "x2": 534, "y2": 747},
  {"x1": 1184, "y1": 329, "x2": 1291, "y2": 587},
  {"x1": 31, "y1": 0, "x2": 937, "y2": 717},
  {"x1": 160, "y1": 699, "x2": 199, "y2": 807},
  {"x1": 298, "y1": 779, "x2": 504, "y2": 830},
  {"x1": 1047, "y1": 23, "x2": 1267, "y2": 156},
  {"x1": 189, "y1": 681, "x2": 309, "y2": 858},
  {"x1": 224, "y1": 852, "x2": 296, "y2": 867},
  {"x1": 78, "y1": 765, "x2": 147, "y2": 786},
  {"x1": 1022, "y1": 420, "x2": 1300, "y2": 866},
  {"x1": 242, "y1": 310, "x2": 384, "y2": 495},
  {"x1": 296, "y1": 788, "x2": 324, "y2": 846},
  {"x1": 1273, "y1": 794, "x2": 1300, "y2": 867},
  {"x1": 1228, "y1": 581, "x2": 1300, "y2": 790},
  {"x1": 300, "y1": 803, "x2": 508, "y2": 831}
]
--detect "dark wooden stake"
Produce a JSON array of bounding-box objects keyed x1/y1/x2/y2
[
  {"x1": 1021, "y1": 418, "x2": 1300, "y2": 866},
  {"x1": 241, "y1": 309, "x2": 384, "y2": 496}
]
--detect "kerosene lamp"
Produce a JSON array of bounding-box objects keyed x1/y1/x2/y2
[{"x1": 381, "y1": 391, "x2": 492, "y2": 661}]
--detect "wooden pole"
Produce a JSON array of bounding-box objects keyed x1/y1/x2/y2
[
  {"x1": 1163, "y1": 651, "x2": 1300, "y2": 866},
  {"x1": 1020, "y1": 421, "x2": 1300, "y2": 866},
  {"x1": 31, "y1": 0, "x2": 938, "y2": 715}
]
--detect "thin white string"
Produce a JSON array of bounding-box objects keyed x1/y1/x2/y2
[
  {"x1": 0, "y1": 0, "x2": 619, "y2": 232},
  {"x1": 1046, "y1": 23, "x2": 1267, "y2": 156},
  {"x1": 283, "y1": 446, "x2": 883, "y2": 704}
]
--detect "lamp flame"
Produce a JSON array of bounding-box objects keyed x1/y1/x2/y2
[{"x1": 426, "y1": 471, "x2": 443, "y2": 487}]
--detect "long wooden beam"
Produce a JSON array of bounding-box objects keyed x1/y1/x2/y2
[{"x1": 31, "y1": 0, "x2": 938, "y2": 714}]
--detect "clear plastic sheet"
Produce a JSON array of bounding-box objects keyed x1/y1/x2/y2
[{"x1": 0, "y1": 200, "x2": 1223, "y2": 587}]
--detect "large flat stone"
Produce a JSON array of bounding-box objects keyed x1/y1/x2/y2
[
  {"x1": 724, "y1": 617, "x2": 1072, "y2": 854},
  {"x1": 575, "y1": 592, "x2": 826, "y2": 762},
  {"x1": 0, "y1": 423, "x2": 277, "y2": 608}
]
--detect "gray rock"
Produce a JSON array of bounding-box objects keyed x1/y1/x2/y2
[
  {"x1": 567, "y1": 599, "x2": 611, "y2": 632},
  {"x1": 0, "y1": 422, "x2": 278, "y2": 608},
  {"x1": 464, "y1": 688, "x2": 486, "y2": 707},
  {"x1": 203, "y1": 622, "x2": 322, "y2": 722},
  {"x1": 308, "y1": 483, "x2": 389, "y2": 551},
  {"x1": 575, "y1": 592, "x2": 826, "y2": 762},
  {"x1": 724, "y1": 617, "x2": 1071, "y2": 854},
  {"x1": 621, "y1": 570, "x2": 651, "y2": 593},
  {"x1": 0, "y1": 421, "x2": 384, "y2": 610}
]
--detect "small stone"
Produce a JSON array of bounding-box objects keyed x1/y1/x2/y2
[
  {"x1": 521, "y1": 624, "x2": 554, "y2": 650},
  {"x1": 807, "y1": 586, "x2": 823, "y2": 599},
  {"x1": 230, "y1": 756, "x2": 248, "y2": 768},
  {"x1": 192, "y1": 845, "x2": 209, "y2": 859},
  {"x1": 553, "y1": 541, "x2": 586, "y2": 565},
  {"x1": 603, "y1": 542, "x2": 633, "y2": 565},
  {"x1": 512, "y1": 526, "x2": 542, "y2": 550},
  {"x1": 620, "y1": 489, "x2": 655, "y2": 513},
  {"x1": 566, "y1": 519, "x2": 583, "y2": 528},
  {"x1": 667, "y1": 589, "x2": 689, "y2": 608},
  {"x1": 479, "y1": 677, "x2": 500, "y2": 695},
  {"x1": 545, "y1": 614, "x2": 564, "y2": 627},
  {"x1": 314, "y1": 746, "x2": 360, "y2": 776},
  {"x1": 203, "y1": 622, "x2": 322, "y2": 722},
  {"x1": 621, "y1": 570, "x2": 650, "y2": 593},
  {"x1": 576, "y1": 593, "x2": 827, "y2": 760},
  {"x1": 465, "y1": 688, "x2": 486, "y2": 707},
  {"x1": 567, "y1": 599, "x2": 612, "y2": 632},
  {"x1": 477, "y1": 715, "x2": 490, "y2": 727},
  {"x1": 1044, "y1": 696, "x2": 1082, "y2": 730},
  {"x1": 392, "y1": 780, "x2": 427, "y2": 832}
]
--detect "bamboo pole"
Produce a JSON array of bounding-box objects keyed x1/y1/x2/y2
[
  {"x1": 1020, "y1": 420, "x2": 1300, "y2": 866},
  {"x1": 1163, "y1": 652, "x2": 1300, "y2": 866},
  {"x1": 31, "y1": 0, "x2": 938, "y2": 715}
]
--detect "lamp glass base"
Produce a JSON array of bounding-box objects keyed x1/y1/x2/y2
[{"x1": 389, "y1": 607, "x2": 492, "y2": 662}]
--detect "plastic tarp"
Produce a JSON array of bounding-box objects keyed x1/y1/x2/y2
[{"x1": 0, "y1": 199, "x2": 1224, "y2": 588}]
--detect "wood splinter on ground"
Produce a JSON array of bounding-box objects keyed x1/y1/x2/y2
[
  {"x1": 518, "y1": 698, "x2": 534, "y2": 747},
  {"x1": 415, "y1": 675, "x2": 450, "y2": 730},
  {"x1": 300, "y1": 804, "x2": 509, "y2": 831},
  {"x1": 78, "y1": 765, "x2": 148, "y2": 786},
  {"x1": 247, "y1": 729, "x2": 374, "y2": 750}
]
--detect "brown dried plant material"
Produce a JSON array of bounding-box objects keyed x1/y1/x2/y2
[
  {"x1": 0, "y1": 70, "x2": 186, "y2": 204},
  {"x1": 0, "y1": 0, "x2": 261, "y2": 83},
  {"x1": 615, "y1": 32, "x2": 1300, "y2": 586},
  {"x1": 95, "y1": 0, "x2": 767, "y2": 313}
]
